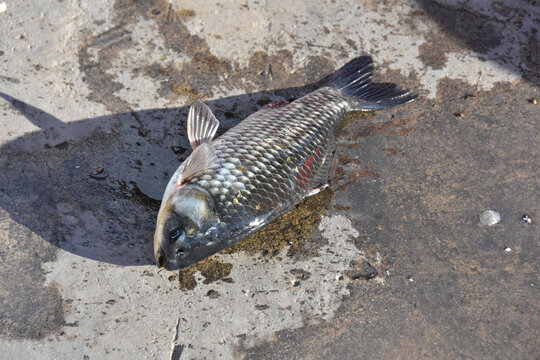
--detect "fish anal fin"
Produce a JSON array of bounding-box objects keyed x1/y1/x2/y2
[
  {"x1": 304, "y1": 183, "x2": 329, "y2": 198},
  {"x1": 187, "y1": 100, "x2": 220, "y2": 150},
  {"x1": 178, "y1": 142, "x2": 217, "y2": 185},
  {"x1": 304, "y1": 135, "x2": 337, "y2": 196}
]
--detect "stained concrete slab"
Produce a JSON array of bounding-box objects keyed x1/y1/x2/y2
[{"x1": 0, "y1": 0, "x2": 538, "y2": 359}]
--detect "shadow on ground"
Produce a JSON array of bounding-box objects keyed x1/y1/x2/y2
[
  {"x1": 0, "y1": 85, "x2": 313, "y2": 339},
  {"x1": 414, "y1": 0, "x2": 539, "y2": 85},
  {"x1": 0, "y1": 85, "x2": 323, "y2": 267}
]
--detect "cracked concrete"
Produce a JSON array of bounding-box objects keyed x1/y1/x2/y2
[{"x1": 1, "y1": 0, "x2": 538, "y2": 359}]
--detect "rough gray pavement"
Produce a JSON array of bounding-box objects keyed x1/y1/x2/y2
[{"x1": 0, "y1": 0, "x2": 538, "y2": 359}]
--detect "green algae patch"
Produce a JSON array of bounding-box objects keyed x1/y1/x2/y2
[
  {"x1": 224, "y1": 188, "x2": 333, "y2": 257},
  {"x1": 178, "y1": 258, "x2": 233, "y2": 291},
  {"x1": 334, "y1": 111, "x2": 372, "y2": 137}
]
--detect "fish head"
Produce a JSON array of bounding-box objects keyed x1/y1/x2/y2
[{"x1": 154, "y1": 184, "x2": 220, "y2": 270}]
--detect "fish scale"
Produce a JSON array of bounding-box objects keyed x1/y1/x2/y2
[
  {"x1": 190, "y1": 88, "x2": 348, "y2": 235},
  {"x1": 154, "y1": 56, "x2": 417, "y2": 270}
]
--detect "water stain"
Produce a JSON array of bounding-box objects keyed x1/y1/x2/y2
[
  {"x1": 78, "y1": 0, "x2": 336, "y2": 113},
  {"x1": 334, "y1": 112, "x2": 373, "y2": 137}
]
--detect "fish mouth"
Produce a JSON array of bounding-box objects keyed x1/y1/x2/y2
[
  {"x1": 155, "y1": 248, "x2": 167, "y2": 268},
  {"x1": 155, "y1": 240, "x2": 225, "y2": 271},
  {"x1": 155, "y1": 247, "x2": 184, "y2": 271}
]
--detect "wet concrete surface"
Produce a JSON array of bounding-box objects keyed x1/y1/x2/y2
[
  {"x1": 0, "y1": 0, "x2": 538, "y2": 359},
  {"x1": 244, "y1": 79, "x2": 540, "y2": 359}
]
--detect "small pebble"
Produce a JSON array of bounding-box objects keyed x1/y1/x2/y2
[
  {"x1": 504, "y1": 247, "x2": 511, "y2": 252},
  {"x1": 479, "y1": 210, "x2": 501, "y2": 226},
  {"x1": 346, "y1": 261, "x2": 378, "y2": 280},
  {"x1": 407, "y1": 276, "x2": 414, "y2": 282},
  {"x1": 0, "y1": 3, "x2": 6, "y2": 14},
  {"x1": 89, "y1": 167, "x2": 109, "y2": 180},
  {"x1": 290, "y1": 269, "x2": 311, "y2": 280}
]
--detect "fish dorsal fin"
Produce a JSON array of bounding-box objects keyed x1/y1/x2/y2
[
  {"x1": 177, "y1": 142, "x2": 217, "y2": 185},
  {"x1": 187, "y1": 100, "x2": 220, "y2": 150}
]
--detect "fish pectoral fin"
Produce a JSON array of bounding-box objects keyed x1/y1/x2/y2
[
  {"x1": 177, "y1": 142, "x2": 217, "y2": 185},
  {"x1": 187, "y1": 100, "x2": 220, "y2": 150}
]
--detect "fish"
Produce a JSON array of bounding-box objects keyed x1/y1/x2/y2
[{"x1": 154, "y1": 56, "x2": 416, "y2": 270}]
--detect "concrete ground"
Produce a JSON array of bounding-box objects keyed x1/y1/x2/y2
[{"x1": 0, "y1": 0, "x2": 538, "y2": 359}]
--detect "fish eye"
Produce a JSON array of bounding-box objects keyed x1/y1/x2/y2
[{"x1": 168, "y1": 227, "x2": 185, "y2": 243}]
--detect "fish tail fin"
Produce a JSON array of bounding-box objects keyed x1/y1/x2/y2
[{"x1": 329, "y1": 56, "x2": 417, "y2": 111}]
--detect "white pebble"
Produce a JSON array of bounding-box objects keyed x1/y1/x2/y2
[
  {"x1": 0, "y1": 3, "x2": 6, "y2": 14},
  {"x1": 479, "y1": 210, "x2": 501, "y2": 226}
]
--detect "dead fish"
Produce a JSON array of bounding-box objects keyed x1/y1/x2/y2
[{"x1": 154, "y1": 56, "x2": 416, "y2": 270}]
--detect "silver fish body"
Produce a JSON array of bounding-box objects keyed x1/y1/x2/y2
[
  {"x1": 195, "y1": 89, "x2": 346, "y2": 234},
  {"x1": 154, "y1": 56, "x2": 416, "y2": 270}
]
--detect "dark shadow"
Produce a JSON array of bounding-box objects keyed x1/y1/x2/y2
[
  {"x1": 0, "y1": 84, "x2": 321, "y2": 267},
  {"x1": 414, "y1": 0, "x2": 539, "y2": 85}
]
